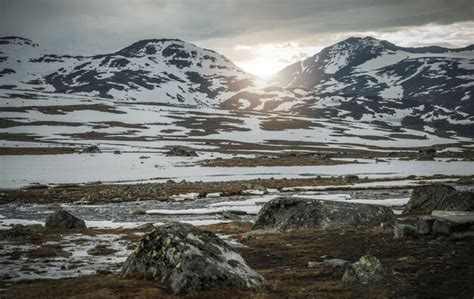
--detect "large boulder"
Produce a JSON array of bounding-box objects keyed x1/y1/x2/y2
[
  {"x1": 45, "y1": 210, "x2": 86, "y2": 229},
  {"x1": 440, "y1": 191, "x2": 474, "y2": 212},
  {"x1": 121, "y1": 222, "x2": 264, "y2": 294},
  {"x1": 404, "y1": 185, "x2": 456, "y2": 214},
  {"x1": 252, "y1": 197, "x2": 394, "y2": 231},
  {"x1": 431, "y1": 210, "x2": 474, "y2": 235}
]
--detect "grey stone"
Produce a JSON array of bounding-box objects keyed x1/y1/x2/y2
[
  {"x1": 431, "y1": 211, "x2": 474, "y2": 235},
  {"x1": 432, "y1": 220, "x2": 454, "y2": 235},
  {"x1": 121, "y1": 222, "x2": 264, "y2": 294},
  {"x1": 165, "y1": 146, "x2": 198, "y2": 157},
  {"x1": 221, "y1": 211, "x2": 242, "y2": 221},
  {"x1": 404, "y1": 185, "x2": 456, "y2": 214},
  {"x1": 81, "y1": 145, "x2": 101, "y2": 154},
  {"x1": 416, "y1": 217, "x2": 435, "y2": 235},
  {"x1": 440, "y1": 191, "x2": 474, "y2": 212},
  {"x1": 252, "y1": 197, "x2": 394, "y2": 231},
  {"x1": 45, "y1": 209, "x2": 86, "y2": 229},
  {"x1": 342, "y1": 255, "x2": 384, "y2": 284},
  {"x1": 323, "y1": 259, "x2": 350, "y2": 271},
  {"x1": 393, "y1": 224, "x2": 418, "y2": 239}
]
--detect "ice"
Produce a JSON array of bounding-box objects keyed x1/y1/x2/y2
[{"x1": 1, "y1": 154, "x2": 473, "y2": 189}]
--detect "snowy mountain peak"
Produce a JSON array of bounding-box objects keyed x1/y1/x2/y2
[
  {"x1": 0, "y1": 36, "x2": 38, "y2": 47},
  {"x1": 0, "y1": 36, "x2": 253, "y2": 105}
]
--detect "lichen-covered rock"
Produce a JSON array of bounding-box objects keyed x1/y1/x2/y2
[
  {"x1": 252, "y1": 197, "x2": 393, "y2": 231},
  {"x1": 342, "y1": 255, "x2": 384, "y2": 284},
  {"x1": 404, "y1": 185, "x2": 456, "y2": 214},
  {"x1": 440, "y1": 191, "x2": 474, "y2": 212},
  {"x1": 165, "y1": 146, "x2": 198, "y2": 157},
  {"x1": 393, "y1": 224, "x2": 418, "y2": 239},
  {"x1": 45, "y1": 209, "x2": 86, "y2": 229},
  {"x1": 121, "y1": 222, "x2": 264, "y2": 293}
]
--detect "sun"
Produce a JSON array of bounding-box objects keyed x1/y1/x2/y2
[{"x1": 238, "y1": 58, "x2": 286, "y2": 77}]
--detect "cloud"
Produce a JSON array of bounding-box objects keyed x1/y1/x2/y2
[{"x1": 0, "y1": 0, "x2": 472, "y2": 74}]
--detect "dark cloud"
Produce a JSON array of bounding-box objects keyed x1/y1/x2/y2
[{"x1": 0, "y1": 0, "x2": 472, "y2": 72}]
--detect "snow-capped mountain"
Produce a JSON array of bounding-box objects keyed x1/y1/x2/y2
[
  {"x1": 1, "y1": 36, "x2": 473, "y2": 136},
  {"x1": 273, "y1": 36, "x2": 473, "y2": 98},
  {"x1": 0, "y1": 36, "x2": 255, "y2": 105},
  {"x1": 239, "y1": 36, "x2": 473, "y2": 136}
]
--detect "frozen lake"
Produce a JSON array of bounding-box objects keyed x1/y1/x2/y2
[{"x1": 1, "y1": 154, "x2": 474, "y2": 189}]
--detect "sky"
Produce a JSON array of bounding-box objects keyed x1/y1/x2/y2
[{"x1": 1, "y1": 0, "x2": 473, "y2": 76}]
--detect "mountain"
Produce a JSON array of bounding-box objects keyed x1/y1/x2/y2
[
  {"x1": 1, "y1": 36, "x2": 473, "y2": 136},
  {"x1": 228, "y1": 36, "x2": 474, "y2": 136},
  {"x1": 0, "y1": 36, "x2": 255, "y2": 105}
]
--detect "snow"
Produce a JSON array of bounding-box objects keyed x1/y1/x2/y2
[{"x1": 1, "y1": 154, "x2": 473, "y2": 189}]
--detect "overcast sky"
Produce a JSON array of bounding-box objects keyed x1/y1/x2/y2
[{"x1": 1, "y1": 0, "x2": 473, "y2": 75}]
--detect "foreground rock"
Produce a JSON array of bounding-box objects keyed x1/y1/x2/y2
[
  {"x1": 431, "y1": 210, "x2": 474, "y2": 235},
  {"x1": 404, "y1": 185, "x2": 455, "y2": 213},
  {"x1": 342, "y1": 255, "x2": 384, "y2": 284},
  {"x1": 165, "y1": 146, "x2": 198, "y2": 157},
  {"x1": 253, "y1": 197, "x2": 393, "y2": 231},
  {"x1": 440, "y1": 191, "x2": 474, "y2": 211},
  {"x1": 45, "y1": 210, "x2": 86, "y2": 229},
  {"x1": 121, "y1": 222, "x2": 264, "y2": 293},
  {"x1": 405, "y1": 185, "x2": 473, "y2": 213}
]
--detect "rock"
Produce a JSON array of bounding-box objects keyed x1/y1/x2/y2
[
  {"x1": 417, "y1": 148, "x2": 436, "y2": 161},
  {"x1": 221, "y1": 211, "x2": 242, "y2": 221},
  {"x1": 242, "y1": 189, "x2": 266, "y2": 196},
  {"x1": 393, "y1": 224, "x2": 418, "y2": 239},
  {"x1": 343, "y1": 175, "x2": 359, "y2": 184},
  {"x1": 431, "y1": 210, "x2": 474, "y2": 235},
  {"x1": 81, "y1": 145, "x2": 101, "y2": 154},
  {"x1": 416, "y1": 217, "x2": 435, "y2": 235},
  {"x1": 440, "y1": 191, "x2": 474, "y2": 211},
  {"x1": 252, "y1": 197, "x2": 394, "y2": 231},
  {"x1": 5, "y1": 224, "x2": 44, "y2": 240},
  {"x1": 308, "y1": 259, "x2": 350, "y2": 271},
  {"x1": 404, "y1": 185, "x2": 456, "y2": 214},
  {"x1": 170, "y1": 192, "x2": 200, "y2": 201},
  {"x1": 45, "y1": 209, "x2": 86, "y2": 229},
  {"x1": 130, "y1": 208, "x2": 146, "y2": 215},
  {"x1": 165, "y1": 146, "x2": 198, "y2": 157},
  {"x1": 456, "y1": 178, "x2": 474, "y2": 185},
  {"x1": 121, "y1": 222, "x2": 264, "y2": 293},
  {"x1": 342, "y1": 255, "x2": 384, "y2": 284},
  {"x1": 205, "y1": 192, "x2": 221, "y2": 198}
]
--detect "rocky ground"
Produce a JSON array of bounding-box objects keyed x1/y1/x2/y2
[
  {"x1": 1, "y1": 219, "x2": 473, "y2": 298},
  {"x1": 1, "y1": 175, "x2": 472, "y2": 205},
  {"x1": 0, "y1": 153, "x2": 473, "y2": 298}
]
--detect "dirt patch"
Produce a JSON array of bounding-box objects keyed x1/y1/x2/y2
[
  {"x1": 260, "y1": 117, "x2": 324, "y2": 131},
  {"x1": 201, "y1": 155, "x2": 356, "y2": 167},
  {"x1": 0, "y1": 147, "x2": 78, "y2": 155},
  {"x1": 87, "y1": 244, "x2": 118, "y2": 256}
]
